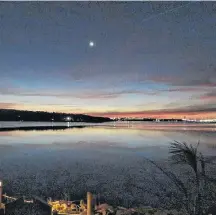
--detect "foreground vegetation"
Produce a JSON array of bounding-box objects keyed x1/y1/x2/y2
[{"x1": 128, "y1": 141, "x2": 216, "y2": 215}]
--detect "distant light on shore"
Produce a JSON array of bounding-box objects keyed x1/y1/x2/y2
[{"x1": 66, "y1": 116, "x2": 71, "y2": 121}]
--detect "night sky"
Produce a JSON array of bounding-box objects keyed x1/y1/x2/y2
[{"x1": 0, "y1": 2, "x2": 216, "y2": 119}]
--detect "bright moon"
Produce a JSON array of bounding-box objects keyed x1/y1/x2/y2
[{"x1": 89, "y1": 41, "x2": 95, "y2": 47}]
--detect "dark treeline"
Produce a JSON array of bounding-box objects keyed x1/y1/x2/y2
[{"x1": 0, "y1": 109, "x2": 112, "y2": 122}]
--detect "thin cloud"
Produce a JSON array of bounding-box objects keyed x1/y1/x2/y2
[
  {"x1": 146, "y1": 65, "x2": 216, "y2": 89},
  {"x1": 198, "y1": 90, "x2": 216, "y2": 101},
  {"x1": 161, "y1": 87, "x2": 205, "y2": 93},
  {"x1": 89, "y1": 104, "x2": 216, "y2": 118},
  {"x1": 0, "y1": 102, "x2": 17, "y2": 109},
  {"x1": 0, "y1": 87, "x2": 158, "y2": 100}
]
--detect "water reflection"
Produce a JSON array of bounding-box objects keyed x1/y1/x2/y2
[
  {"x1": 0, "y1": 122, "x2": 215, "y2": 158},
  {"x1": 0, "y1": 121, "x2": 216, "y2": 207}
]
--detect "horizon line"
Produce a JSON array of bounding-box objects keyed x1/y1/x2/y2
[{"x1": 1, "y1": 108, "x2": 216, "y2": 120}]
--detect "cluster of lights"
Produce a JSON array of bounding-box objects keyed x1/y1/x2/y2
[{"x1": 183, "y1": 118, "x2": 216, "y2": 123}]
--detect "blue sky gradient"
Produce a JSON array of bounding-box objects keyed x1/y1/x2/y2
[{"x1": 0, "y1": 2, "x2": 216, "y2": 118}]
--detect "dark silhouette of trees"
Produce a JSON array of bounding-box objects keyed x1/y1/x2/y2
[{"x1": 0, "y1": 109, "x2": 111, "y2": 123}]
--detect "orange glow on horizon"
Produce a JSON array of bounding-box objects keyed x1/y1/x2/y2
[
  {"x1": 1, "y1": 103, "x2": 216, "y2": 120},
  {"x1": 89, "y1": 111, "x2": 216, "y2": 119}
]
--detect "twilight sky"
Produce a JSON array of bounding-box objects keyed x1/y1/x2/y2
[{"x1": 0, "y1": 2, "x2": 216, "y2": 119}]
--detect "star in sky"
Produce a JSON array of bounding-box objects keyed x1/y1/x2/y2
[{"x1": 89, "y1": 41, "x2": 95, "y2": 48}]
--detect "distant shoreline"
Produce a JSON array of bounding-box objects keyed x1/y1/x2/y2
[{"x1": 0, "y1": 120, "x2": 216, "y2": 133}]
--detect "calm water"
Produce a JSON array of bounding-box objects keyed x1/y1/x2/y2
[
  {"x1": 0, "y1": 121, "x2": 216, "y2": 205},
  {"x1": 0, "y1": 121, "x2": 216, "y2": 158}
]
